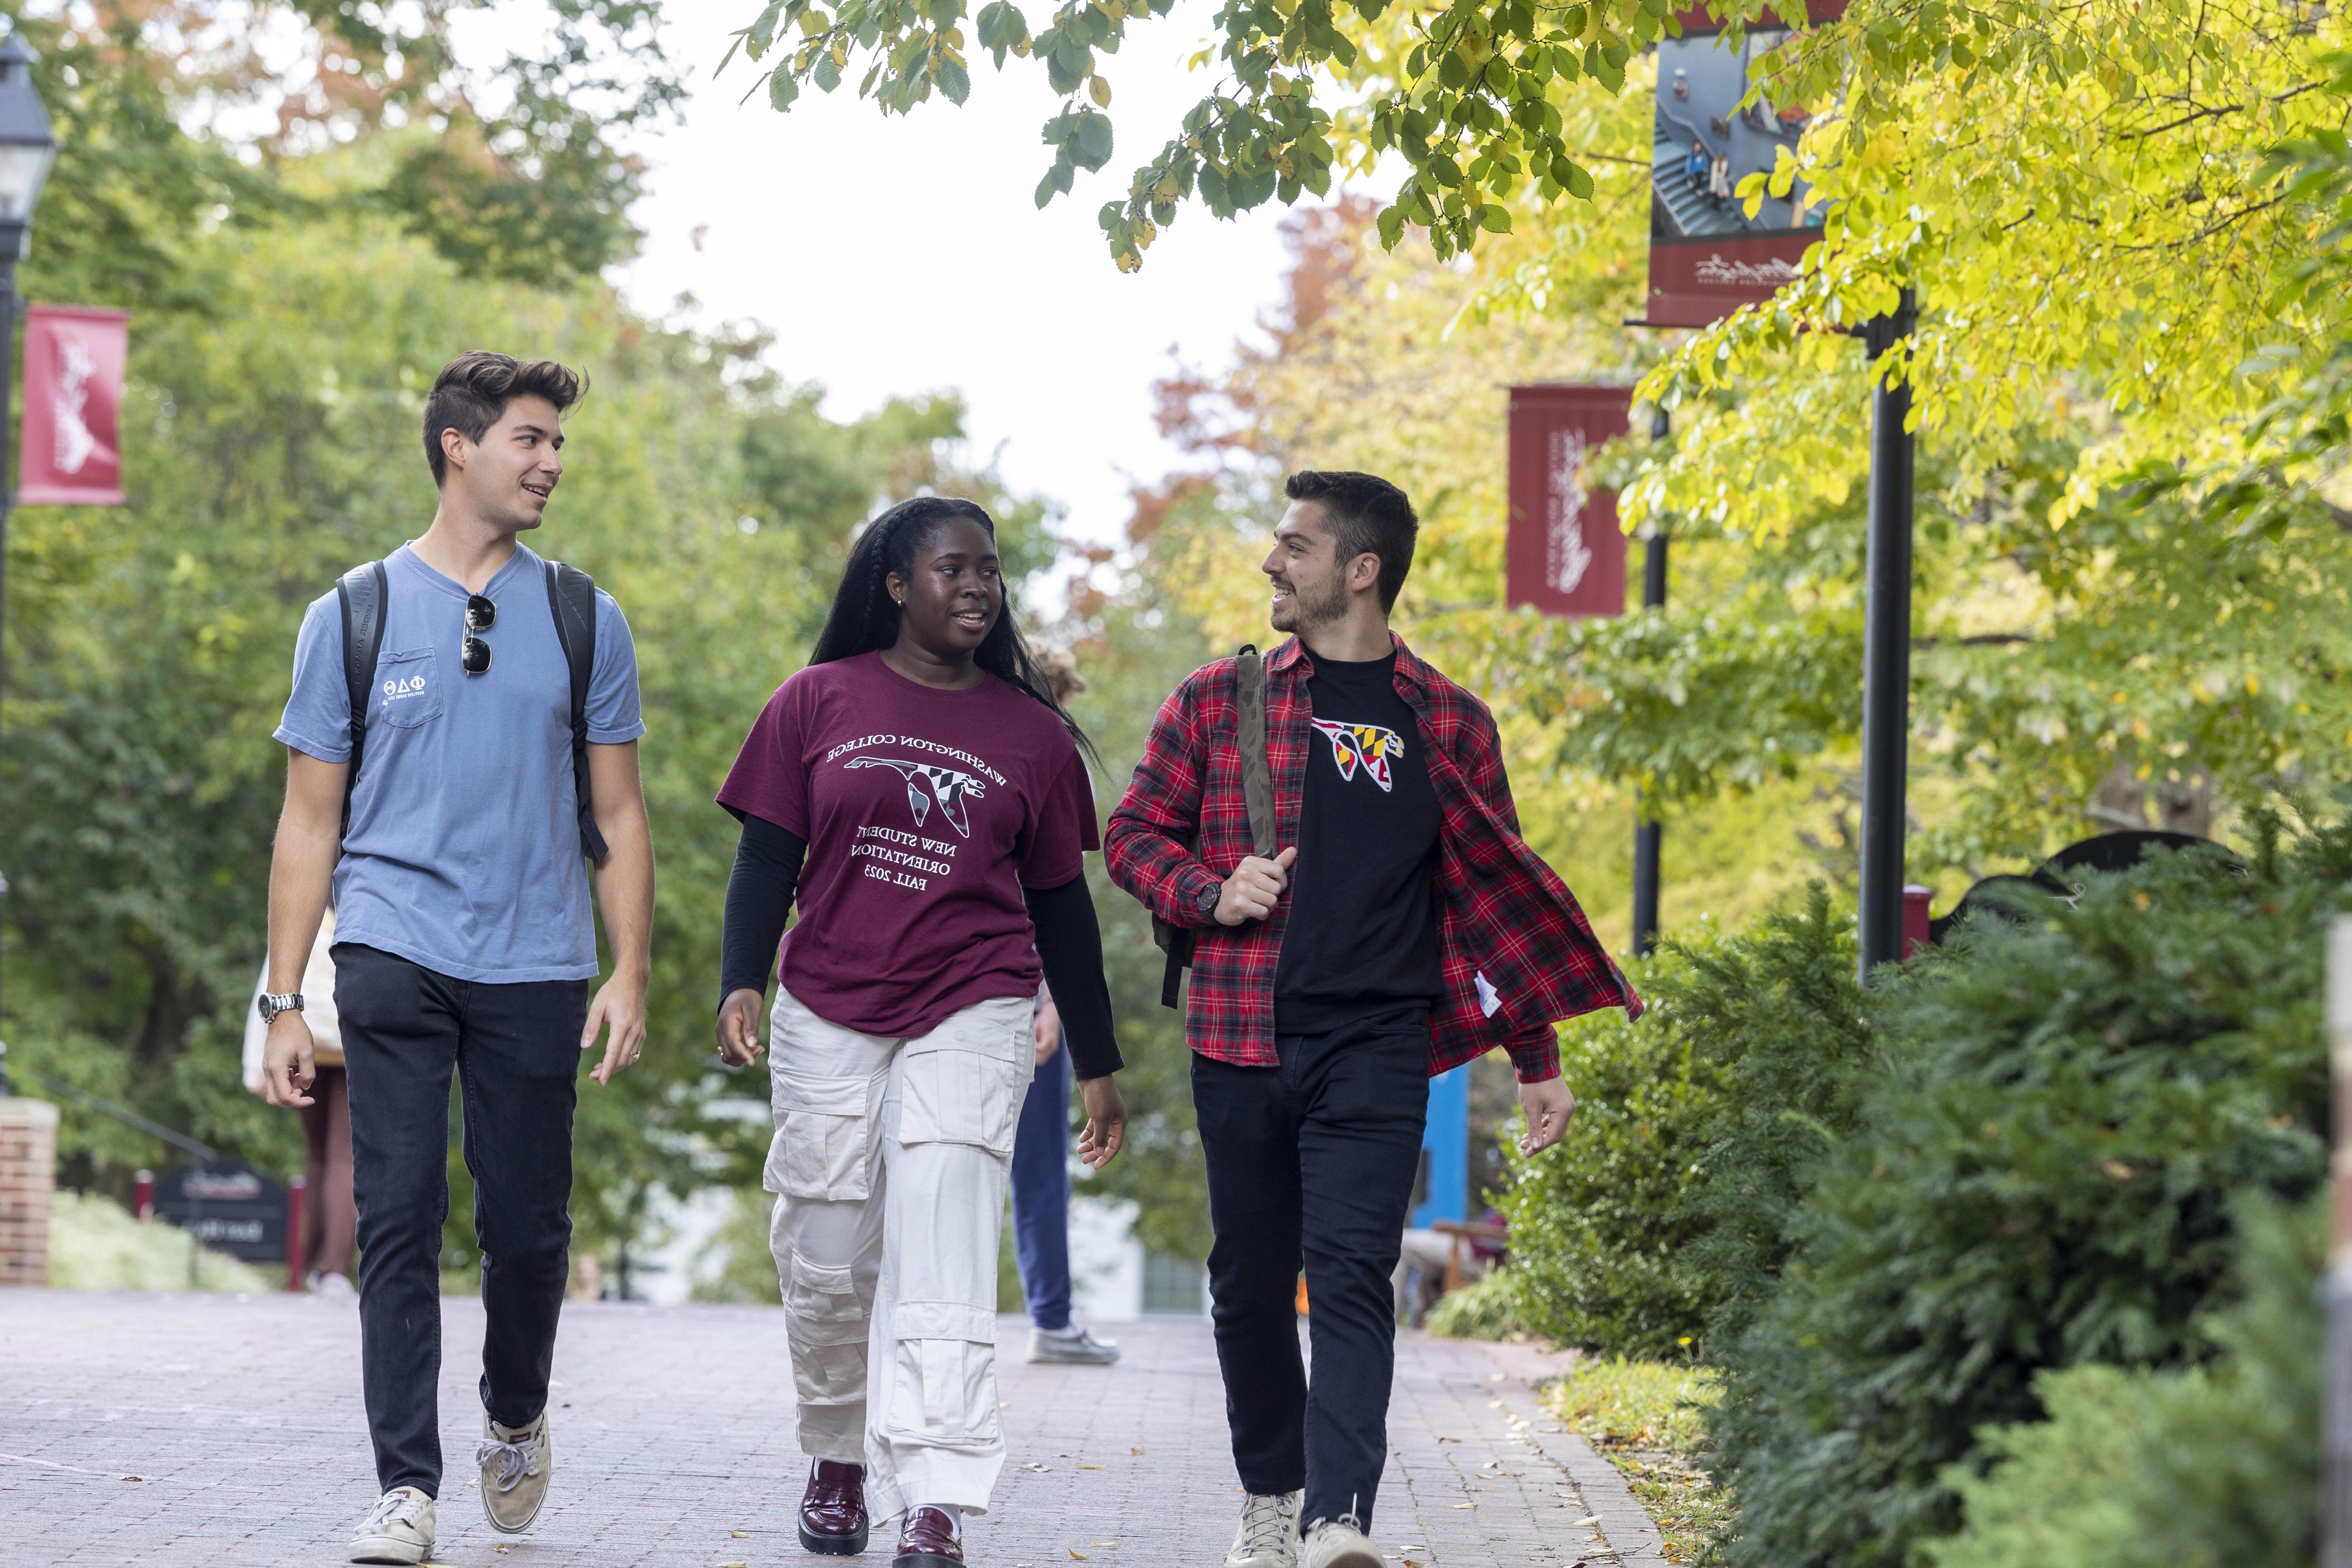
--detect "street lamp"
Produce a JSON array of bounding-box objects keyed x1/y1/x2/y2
[{"x1": 0, "y1": 30, "x2": 52, "y2": 1098}]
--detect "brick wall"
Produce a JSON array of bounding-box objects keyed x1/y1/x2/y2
[{"x1": 0, "y1": 1097, "x2": 61, "y2": 1287}]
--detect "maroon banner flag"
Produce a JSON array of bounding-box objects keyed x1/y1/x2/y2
[
  {"x1": 21, "y1": 305, "x2": 128, "y2": 506},
  {"x1": 1507, "y1": 385, "x2": 1632, "y2": 619},
  {"x1": 1646, "y1": 4, "x2": 1846, "y2": 328}
]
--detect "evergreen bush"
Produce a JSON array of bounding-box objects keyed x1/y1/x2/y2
[
  {"x1": 1496, "y1": 945, "x2": 1719, "y2": 1357},
  {"x1": 1498, "y1": 891, "x2": 1867, "y2": 1358},
  {"x1": 1706, "y1": 830, "x2": 2342, "y2": 1568},
  {"x1": 1921, "y1": 1193, "x2": 2324, "y2": 1568}
]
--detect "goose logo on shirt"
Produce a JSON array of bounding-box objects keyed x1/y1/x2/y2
[
  {"x1": 1310, "y1": 719, "x2": 1406, "y2": 793},
  {"x1": 845, "y1": 757, "x2": 987, "y2": 836}
]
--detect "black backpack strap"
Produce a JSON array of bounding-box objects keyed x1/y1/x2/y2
[
  {"x1": 1158, "y1": 644, "x2": 1270, "y2": 1010},
  {"x1": 334, "y1": 561, "x2": 388, "y2": 841},
  {"x1": 545, "y1": 559, "x2": 611, "y2": 865}
]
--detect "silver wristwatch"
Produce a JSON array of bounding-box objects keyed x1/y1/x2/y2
[{"x1": 257, "y1": 992, "x2": 305, "y2": 1024}]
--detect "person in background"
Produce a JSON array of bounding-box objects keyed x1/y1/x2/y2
[
  {"x1": 1011, "y1": 646, "x2": 1120, "y2": 1367},
  {"x1": 1685, "y1": 140, "x2": 1708, "y2": 196},
  {"x1": 243, "y1": 911, "x2": 356, "y2": 1294},
  {"x1": 1708, "y1": 152, "x2": 1733, "y2": 210}
]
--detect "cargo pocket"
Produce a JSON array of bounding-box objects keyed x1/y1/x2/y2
[
  {"x1": 882, "y1": 1301, "x2": 1001, "y2": 1450},
  {"x1": 896, "y1": 1017, "x2": 1027, "y2": 1154},
  {"x1": 785, "y1": 1254, "x2": 869, "y2": 1405},
  {"x1": 763, "y1": 1073, "x2": 873, "y2": 1201}
]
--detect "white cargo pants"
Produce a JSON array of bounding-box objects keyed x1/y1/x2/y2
[{"x1": 765, "y1": 986, "x2": 1033, "y2": 1519}]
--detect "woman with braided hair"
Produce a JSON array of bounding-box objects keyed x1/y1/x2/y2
[{"x1": 714, "y1": 495, "x2": 1126, "y2": 1568}]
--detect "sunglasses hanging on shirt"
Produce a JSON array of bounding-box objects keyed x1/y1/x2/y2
[{"x1": 461, "y1": 593, "x2": 496, "y2": 676}]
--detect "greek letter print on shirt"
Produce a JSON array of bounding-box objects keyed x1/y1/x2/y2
[{"x1": 717, "y1": 653, "x2": 1098, "y2": 1040}]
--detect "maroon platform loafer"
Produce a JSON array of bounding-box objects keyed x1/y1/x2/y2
[
  {"x1": 798, "y1": 1459, "x2": 870, "y2": 1555},
  {"x1": 890, "y1": 1505, "x2": 966, "y2": 1567}
]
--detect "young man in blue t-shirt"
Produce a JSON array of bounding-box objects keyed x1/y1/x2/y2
[{"x1": 259, "y1": 351, "x2": 655, "y2": 1566}]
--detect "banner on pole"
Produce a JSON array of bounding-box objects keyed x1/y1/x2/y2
[
  {"x1": 1506, "y1": 384, "x2": 1633, "y2": 619},
  {"x1": 1646, "y1": 6, "x2": 1845, "y2": 328},
  {"x1": 21, "y1": 305, "x2": 128, "y2": 506}
]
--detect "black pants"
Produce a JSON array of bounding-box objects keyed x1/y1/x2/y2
[
  {"x1": 335, "y1": 943, "x2": 587, "y2": 1496},
  {"x1": 1191, "y1": 1009, "x2": 1430, "y2": 1533}
]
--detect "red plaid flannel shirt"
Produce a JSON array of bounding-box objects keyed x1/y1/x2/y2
[{"x1": 1105, "y1": 633, "x2": 1641, "y2": 1082}]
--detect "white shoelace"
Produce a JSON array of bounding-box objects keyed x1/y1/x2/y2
[
  {"x1": 359, "y1": 1489, "x2": 427, "y2": 1533},
  {"x1": 475, "y1": 1425, "x2": 543, "y2": 1494},
  {"x1": 1236, "y1": 1492, "x2": 1298, "y2": 1554}
]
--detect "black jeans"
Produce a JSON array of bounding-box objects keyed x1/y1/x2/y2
[
  {"x1": 335, "y1": 943, "x2": 587, "y2": 1496},
  {"x1": 1191, "y1": 1008, "x2": 1430, "y2": 1533}
]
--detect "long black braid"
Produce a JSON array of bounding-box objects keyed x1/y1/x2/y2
[{"x1": 810, "y1": 496, "x2": 1097, "y2": 764}]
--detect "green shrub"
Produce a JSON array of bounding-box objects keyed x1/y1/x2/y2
[
  {"x1": 1422, "y1": 1268, "x2": 1527, "y2": 1339},
  {"x1": 1670, "y1": 888, "x2": 1871, "y2": 1350},
  {"x1": 1924, "y1": 1193, "x2": 2323, "y2": 1568},
  {"x1": 1499, "y1": 890, "x2": 1867, "y2": 1359},
  {"x1": 1707, "y1": 833, "x2": 2341, "y2": 1568},
  {"x1": 1498, "y1": 944, "x2": 1719, "y2": 1356}
]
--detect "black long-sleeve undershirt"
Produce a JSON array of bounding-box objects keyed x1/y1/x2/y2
[{"x1": 718, "y1": 811, "x2": 1123, "y2": 1080}]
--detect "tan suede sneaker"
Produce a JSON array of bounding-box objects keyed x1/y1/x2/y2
[
  {"x1": 476, "y1": 1408, "x2": 552, "y2": 1533},
  {"x1": 349, "y1": 1486, "x2": 435, "y2": 1565}
]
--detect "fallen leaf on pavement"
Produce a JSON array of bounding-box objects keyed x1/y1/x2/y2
[
  {"x1": 1077, "y1": 1462, "x2": 1103, "y2": 1470},
  {"x1": 1070, "y1": 1552, "x2": 1089, "y2": 1561},
  {"x1": 731, "y1": 1530, "x2": 751, "y2": 1537},
  {"x1": 1018, "y1": 1462, "x2": 1049, "y2": 1471},
  {"x1": 1573, "y1": 1516, "x2": 1599, "y2": 1526},
  {"x1": 1130, "y1": 1446, "x2": 1145, "y2": 1455}
]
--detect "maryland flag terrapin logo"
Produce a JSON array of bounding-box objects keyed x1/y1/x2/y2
[{"x1": 1309, "y1": 718, "x2": 1406, "y2": 793}]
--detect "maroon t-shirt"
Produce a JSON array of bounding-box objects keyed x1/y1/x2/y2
[{"x1": 717, "y1": 653, "x2": 1099, "y2": 1038}]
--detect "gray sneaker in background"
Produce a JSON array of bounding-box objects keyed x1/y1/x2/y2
[{"x1": 1025, "y1": 1323, "x2": 1120, "y2": 1364}]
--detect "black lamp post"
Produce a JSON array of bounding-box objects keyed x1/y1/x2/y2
[
  {"x1": 1855, "y1": 289, "x2": 1918, "y2": 982},
  {"x1": 0, "y1": 31, "x2": 56, "y2": 1098}
]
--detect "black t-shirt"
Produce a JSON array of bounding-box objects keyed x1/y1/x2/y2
[{"x1": 1273, "y1": 651, "x2": 1445, "y2": 1033}]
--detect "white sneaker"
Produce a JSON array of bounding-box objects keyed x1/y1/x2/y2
[
  {"x1": 1224, "y1": 1488, "x2": 1303, "y2": 1568},
  {"x1": 1298, "y1": 1517, "x2": 1383, "y2": 1568},
  {"x1": 477, "y1": 1408, "x2": 551, "y2": 1533},
  {"x1": 349, "y1": 1487, "x2": 435, "y2": 1565},
  {"x1": 1026, "y1": 1323, "x2": 1121, "y2": 1364}
]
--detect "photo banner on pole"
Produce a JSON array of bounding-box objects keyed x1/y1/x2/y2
[
  {"x1": 1646, "y1": 4, "x2": 1845, "y2": 328},
  {"x1": 21, "y1": 304, "x2": 128, "y2": 506},
  {"x1": 1506, "y1": 384, "x2": 1633, "y2": 619}
]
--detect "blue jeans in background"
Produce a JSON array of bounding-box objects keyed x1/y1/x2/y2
[{"x1": 1009, "y1": 1038, "x2": 1073, "y2": 1331}]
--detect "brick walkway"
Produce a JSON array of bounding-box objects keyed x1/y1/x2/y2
[{"x1": 0, "y1": 1291, "x2": 1667, "y2": 1568}]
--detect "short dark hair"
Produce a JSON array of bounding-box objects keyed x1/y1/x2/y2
[
  {"x1": 422, "y1": 351, "x2": 584, "y2": 487},
  {"x1": 1284, "y1": 470, "x2": 1419, "y2": 612}
]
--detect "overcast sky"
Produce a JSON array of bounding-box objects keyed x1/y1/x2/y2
[{"x1": 612, "y1": 1, "x2": 1316, "y2": 547}]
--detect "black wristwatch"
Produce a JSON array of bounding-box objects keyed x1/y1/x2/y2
[
  {"x1": 1195, "y1": 879, "x2": 1224, "y2": 921},
  {"x1": 257, "y1": 992, "x2": 305, "y2": 1024}
]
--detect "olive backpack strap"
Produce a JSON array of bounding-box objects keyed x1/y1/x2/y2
[
  {"x1": 1233, "y1": 644, "x2": 1273, "y2": 858},
  {"x1": 543, "y1": 559, "x2": 611, "y2": 864},
  {"x1": 334, "y1": 560, "x2": 388, "y2": 842},
  {"x1": 1158, "y1": 644, "x2": 1270, "y2": 1010}
]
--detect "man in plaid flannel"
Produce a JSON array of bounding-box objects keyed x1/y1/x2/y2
[{"x1": 1105, "y1": 471, "x2": 1641, "y2": 1568}]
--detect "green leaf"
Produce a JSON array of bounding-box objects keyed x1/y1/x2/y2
[
  {"x1": 938, "y1": 56, "x2": 971, "y2": 103},
  {"x1": 1479, "y1": 201, "x2": 1512, "y2": 232},
  {"x1": 1076, "y1": 109, "x2": 1115, "y2": 164},
  {"x1": 769, "y1": 68, "x2": 801, "y2": 109},
  {"x1": 1564, "y1": 159, "x2": 1593, "y2": 199}
]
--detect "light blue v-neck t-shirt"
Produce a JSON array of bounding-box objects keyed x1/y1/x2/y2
[{"x1": 275, "y1": 541, "x2": 645, "y2": 984}]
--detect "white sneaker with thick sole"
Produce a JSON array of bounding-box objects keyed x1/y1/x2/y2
[
  {"x1": 349, "y1": 1486, "x2": 435, "y2": 1565},
  {"x1": 477, "y1": 1408, "x2": 552, "y2": 1533},
  {"x1": 1298, "y1": 1517, "x2": 1383, "y2": 1568},
  {"x1": 1224, "y1": 1488, "x2": 1303, "y2": 1568},
  {"x1": 1026, "y1": 1323, "x2": 1121, "y2": 1364}
]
